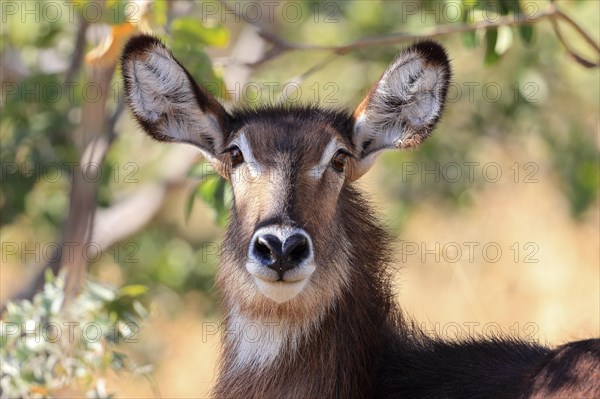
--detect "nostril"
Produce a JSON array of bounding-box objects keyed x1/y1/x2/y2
[
  {"x1": 250, "y1": 230, "x2": 311, "y2": 278},
  {"x1": 253, "y1": 234, "x2": 282, "y2": 263},
  {"x1": 288, "y1": 243, "x2": 308, "y2": 263},
  {"x1": 254, "y1": 240, "x2": 271, "y2": 260},
  {"x1": 282, "y1": 234, "x2": 309, "y2": 263}
]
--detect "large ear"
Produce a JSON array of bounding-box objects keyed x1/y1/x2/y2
[
  {"x1": 350, "y1": 41, "x2": 451, "y2": 180},
  {"x1": 121, "y1": 34, "x2": 231, "y2": 175}
]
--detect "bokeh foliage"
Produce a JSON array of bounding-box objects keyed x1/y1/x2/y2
[{"x1": 1, "y1": 272, "x2": 148, "y2": 398}]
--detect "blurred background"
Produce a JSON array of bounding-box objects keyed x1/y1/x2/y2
[{"x1": 1, "y1": 0, "x2": 598, "y2": 397}]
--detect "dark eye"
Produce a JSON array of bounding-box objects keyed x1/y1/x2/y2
[
  {"x1": 229, "y1": 146, "x2": 244, "y2": 168},
  {"x1": 331, "y1": 150, "x2": 349, "y2": 173}
]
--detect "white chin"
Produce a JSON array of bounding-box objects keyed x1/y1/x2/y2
[{"x1": 253, "y1": 278, "x2": 309, "y2": 303}]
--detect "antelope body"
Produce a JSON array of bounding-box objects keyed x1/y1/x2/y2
[{"x1": 121, "y1": 35, "x2": 600, "y2": 398}]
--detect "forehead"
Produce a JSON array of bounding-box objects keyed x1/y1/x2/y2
[{"x1": 228, "y1": 107, "x2": 353, "y2": 164}]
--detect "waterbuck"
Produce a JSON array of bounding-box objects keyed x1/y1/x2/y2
[{"x1": 121, "y1": 34, "x2": 599, "y2": 398}]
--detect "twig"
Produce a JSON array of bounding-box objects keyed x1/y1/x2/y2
[
  {"x1": 218, "y1": 0, "x2": 293, "y2": 67},
  {"x1": 554, "y1": 8, "x2": 600, "y2": 54},
  {"x1": 65, "y1": 17, "x2": 89, "y2": 83},
  {"x1": 550, "y1": 8, "x2": 600, "y2": 68},
  {"x1": 281, "y1": 11, "x2": 556, "y2": 53},
  {"x1": 62, "y1": 59, "x2": 118, "y2": 304},
  {"x1": 222, "y1": 1, "x2": 598, "y2": 69}
]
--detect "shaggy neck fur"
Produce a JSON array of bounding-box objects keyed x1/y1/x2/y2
[
  {"x1": 213, "y1": 186, "x2": 402, "y2": 399},
  {"x1": 211, "y1": 185, "x2": 570, "y2": 399}
]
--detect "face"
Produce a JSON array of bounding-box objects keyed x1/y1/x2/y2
[
  {"x1": 121, "y1": 35, "x2": 451, "y2": 320},
  {"x1": 217, "y1": 114, "x2": 356, "y2": 309}
]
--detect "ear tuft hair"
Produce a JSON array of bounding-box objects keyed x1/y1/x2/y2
[
  {"x1": 387, "y1": 40, "x2": 451, "y2": 148},
  {"x1": 120, "y1": 34, "x2": 231, "y2": 166},
  {"x1": 349, "y1": 40, "x2": 451, "y2": 179},
  {"x1": 121, "y1": 34, "x2": 164, "y2": 62},
  {"x1": 406, "y1": 40, "x2": 452, "y2": 73}
]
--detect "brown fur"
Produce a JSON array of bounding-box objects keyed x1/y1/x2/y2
[
  {"x1": 217, "y1": 110, "x2": 357, "y2": 328},
  {"x1": 215, "y1": 183, "x2": 397, "y2": 399},
  {"x1": 527, "y1": 339, "x2": 600, "y2": 398}
]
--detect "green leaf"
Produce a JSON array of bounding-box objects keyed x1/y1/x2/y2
[
  {"x1": 44, "y1": 268, "x2": 55, "y2": 284},
  {"x1": 498, "y1": 0, "x2": 522, "y2": 15},
  {"x1": 170, "y1": 44, "x2": 227, "y2": 99},
  {"x1": 87, "y1": 280, "x2": 117, "y2": 302},
  {"x1": 461, "y1": 31, "x2": 479, "y2": 49},
  {"x1": 133, "y1": 300, "x2": 148, "y2": 319},
  {"x1": 74, "y1": 0, "x2": 130, "y2": 25},
  {"x1": 172, "y1": 17, "x2": 229, "y2": 48},
  {"x1": 185, "y1": 182, "x2": 201, "y2": 223},
  {"x1": 495, "y1": 26, "x2": 513, "y2": 55},
  {"x1": 187, "y1": 172, "x2": 231, "y2": 226},
  {"x1": 198, "y1": 174, "x2": 220, "y2": 206},
  {"x1": 519, "y1": 25, "x2": 535, "y2": 45},
  {"x1": 187, "y1": 162, "x2": 214, "y2": 179},
  {"x1": 471, "y1": 0, "x2": 492, "y2": 11},
  {"x1": 170, "y1": 18, "x2": 229, "y2": 100},
  {"x1": 484, "y1": 28, "x2": 500, "y2": 65},
  {"x1": 213, "y1": 176, "x2": 227, "y2": 226},
  {"x1": 186, "y1": 163, "x2": 230, "y2": 223},
  {"x1": 107, "y1": 0, "x2": 127, "y2": 24},
  {"x1": 460, "y1": 6, "x2": 478, "y2": 49},
  {"x1": 504, "y1": 0, "x2": 522, "y2": 15},
  {"x1": 111, "y1": 351, "x2": 127, "y2": 370},
  {"x1": 118, "y1": 285, "x2": 149, "y2": 298},
  {"x1": 153, "y1": 0, "x2": 168, "y2": 26}
]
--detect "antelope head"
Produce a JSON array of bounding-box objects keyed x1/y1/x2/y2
[{"x1": 121, "y1": 35, "x2": 451, "y2": 324}]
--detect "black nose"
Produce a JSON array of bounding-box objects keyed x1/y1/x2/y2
[{"x1": 252, "y1": 233, "x2": 310, "y2": 278}]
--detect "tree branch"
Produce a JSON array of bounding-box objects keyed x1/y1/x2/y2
[
  {"x1": 64, "y1": 16, "x2": 89, "y2": 83},
  {"x1": 226, "y1": 2, "x2": 598, "y2": 69},
  {"x1": 550, "y1": 7, "x2": 600, "y2": 68}
]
